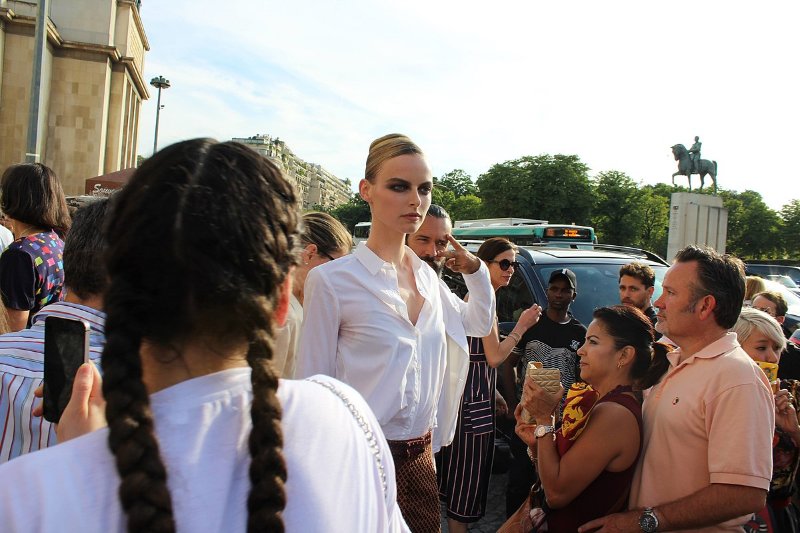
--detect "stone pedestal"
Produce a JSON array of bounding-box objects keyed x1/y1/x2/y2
[{"x1": 666, "y1": 192, "x2": 728, "y2": 261}]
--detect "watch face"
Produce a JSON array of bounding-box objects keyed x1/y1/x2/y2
[
  {"x1": 535, "y1": 425, "x2": 553, "y2": 438},
  {"x1": 639, "y1": 513, "x2": 657, "y2": 532}
]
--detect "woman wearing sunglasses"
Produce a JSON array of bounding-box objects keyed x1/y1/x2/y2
[
  {"x1": 273, "y1": 211, "x2": 352, "y2": 378},
  {"x1": 438, "y1": 237, "x2": 542, "y2": 533}
]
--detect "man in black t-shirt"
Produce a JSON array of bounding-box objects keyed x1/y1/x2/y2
[{"x1": 500, "y1": 268, "x2": 587, "y2": 517}]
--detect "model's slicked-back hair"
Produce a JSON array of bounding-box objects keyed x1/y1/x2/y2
[
  {"x1": 0, "y1": 163, "x2": 70, "y2": 235},
  {"x1": 301, "y1": 211, "x2": 352, "y2": 256},
  {"x1": 365, "y1": 133, "x2": 423, "y2": 182},
  {"x1": 101, "y1": 138, "x2": 301, "y2": 532},
  {"x1": 427, "y1": 204, "x2": 451, "y2": 222}
]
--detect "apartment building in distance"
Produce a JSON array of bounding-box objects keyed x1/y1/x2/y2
[
  {"x1": 232, "y1": 134, "x2": 352, "y2": 210},
  {"x1": 0, "y1": 0, "x2": 149, "y2": 195}
]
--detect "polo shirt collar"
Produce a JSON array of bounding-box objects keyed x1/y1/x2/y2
[{"x1": 667, "y1": 331, "x2": 740, "y2": 367}]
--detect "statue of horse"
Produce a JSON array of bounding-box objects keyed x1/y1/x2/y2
[{"x1": 671, "y1": 144, "x2": 717, "y2": 194}]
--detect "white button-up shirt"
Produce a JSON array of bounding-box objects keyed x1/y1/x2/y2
[{"x1": 297, "y1": 243, "x2": 495, "y2": 442}]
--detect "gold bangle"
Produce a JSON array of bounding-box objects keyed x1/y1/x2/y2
[{"x1": 508, "y1": 331, "x2": 521, "y2": 343}]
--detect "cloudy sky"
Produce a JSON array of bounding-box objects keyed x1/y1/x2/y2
[{"x1": 137, "y1": 1, "x2": 799, "y2": 211}]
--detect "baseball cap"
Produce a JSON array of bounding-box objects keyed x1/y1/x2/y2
[{"x1": 549, "y1": 268, "x2": 577, "y2": 291}]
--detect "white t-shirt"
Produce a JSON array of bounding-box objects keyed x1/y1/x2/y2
[
  {"x1": 0, "y1": 368, "x2": 408, "y2": 532},
  {"x1": 0, "y1": 225, "x2": 13, "y2": 253}
]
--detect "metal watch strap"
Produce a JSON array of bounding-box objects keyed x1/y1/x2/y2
[{"x1": 639, "y1": 507, "x2": 659, "y2": 532}]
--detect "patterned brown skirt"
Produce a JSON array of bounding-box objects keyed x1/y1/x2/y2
[{"x1": 387, "y1": 432, "x2": 441, "y2": 533}]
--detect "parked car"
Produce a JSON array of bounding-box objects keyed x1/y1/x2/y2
[
  {"x1": 746, "y1": 264, "x2": 800, "y2": 286},
  {"x1": 765, "y1": 275, "x2": 800, "y2": 298},
  {"x1": 444, "y1": 243, "x2": 669, "y2": 328},
  {"x1": 443, "y1": 244, "x2": 800, "y2": 337},
  {"x1": 790, "y1": 329, "x2": 800, "y2": 348}
]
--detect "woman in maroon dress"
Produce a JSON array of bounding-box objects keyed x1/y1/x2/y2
[{"x1": 511, "y1": 305, "x2": 670, "y2": 532}]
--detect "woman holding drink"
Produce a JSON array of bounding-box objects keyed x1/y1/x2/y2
[
  {"x1": 732, "y1": 307, "x2": 800, "y2": 533},
  {"x1": 507, "y1": 305, "x2": 669, "y2": 532}
]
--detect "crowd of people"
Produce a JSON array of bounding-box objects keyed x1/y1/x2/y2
[{"x1": 0, "y1": 134, "x2": 796, "y2": 533}]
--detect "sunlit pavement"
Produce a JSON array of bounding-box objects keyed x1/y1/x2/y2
[{"x1": 439, "y1": 471, "x2": 508, "y2": 532}]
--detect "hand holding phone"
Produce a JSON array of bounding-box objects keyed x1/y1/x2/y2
[{"x1": 43, "y1": 316, "x2": 91, "y2": 423}]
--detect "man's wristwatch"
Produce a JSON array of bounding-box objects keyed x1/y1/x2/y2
[
  {"x1": 534, "y1": 424, "x2": 555, "y2": 439},
  {"x1": 639, "y1": 507, "x2": 659, "y2": 532}
]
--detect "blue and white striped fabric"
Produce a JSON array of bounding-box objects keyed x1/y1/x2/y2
[{"x1": 0, "y1": 302, "x2": 105, "y2": 463}]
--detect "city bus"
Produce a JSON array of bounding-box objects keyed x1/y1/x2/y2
[
  {"x1": 451, "y1": 223, "x2": 597, "y2": 247},
  {"x1": 353, "y1": 221, "x2": 371, "y2": 246}
]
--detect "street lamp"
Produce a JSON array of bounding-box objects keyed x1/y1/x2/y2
[{"x1": 150, "y1": 75, "x2": 171, "y2": 154}]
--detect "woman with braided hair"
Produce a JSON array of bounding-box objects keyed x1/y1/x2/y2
[{"x1": 0, "y1": 139, "x2": 408, "y2": 532}]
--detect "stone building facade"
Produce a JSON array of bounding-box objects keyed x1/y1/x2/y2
[
  {"x1": 0, "y1": 0, "x2": 149, "y2": 195},
  {"x1": 232, "y1": 134, "x2": 352, "y2": 210}
]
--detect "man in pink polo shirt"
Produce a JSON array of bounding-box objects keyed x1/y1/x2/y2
[{"x1": 581, "y1": 245, "x2": 774, "y2": 532}]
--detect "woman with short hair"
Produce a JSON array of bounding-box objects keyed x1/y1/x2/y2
[
  {"x1": 0, "y1": 163, "x2": 71, "y2": 330},
  {"x1": 732, "y1": 307, "x2": 799, "y2": 533}
]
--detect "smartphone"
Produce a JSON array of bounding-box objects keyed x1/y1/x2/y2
[{"x1": 43, "y1": 316, "x2": 91, "y2": 423}]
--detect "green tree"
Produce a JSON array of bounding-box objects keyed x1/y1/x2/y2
[
  {"x1": 721, "y1": 190, "x2": 781, "y2": 259},
  {"x1": 592, "y1": 171, "x2": 643, "y2": 246},
  {"x1": 449, "y1": 194, "x2": 483, "y2": 222},
  {"x1": 329, "y1": 195, "x2": 370, "y2": 233},
  {"x1": 476, "y1": 154, "x2": 593, "y2": 224},
  {"x1": 436, "y1": 169, "x2": 478, "y2": 198},
  {"x1": 431, "y1": 187, "x2": 456, "y2": 215},
  {"x1": 638, "y1": 187, "x2": 670, "y2": 257},
  {"x1": 780, "y1": 200, "x2": 800, "y2": 259}
]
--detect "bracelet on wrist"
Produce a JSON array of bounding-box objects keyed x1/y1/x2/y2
[{"x1": 508, "y1": 331, "x2": 522, "y2": 343}]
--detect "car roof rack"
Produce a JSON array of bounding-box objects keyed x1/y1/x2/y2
[
  {"x1": 589, "y1": 244, "x2": 670, "y2": 265},
  {"x1": 514, "y1": 242, "x2": 669, "y2": 266}
]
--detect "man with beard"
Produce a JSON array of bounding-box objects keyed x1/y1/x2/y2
[
  {"x1": 403, "y1": 204, "x2": 496, "y2": 458},
  {"x1": 582, "y1": 246, "x2": 772, "y2": 532},
  {"x1": 500, "y1": 268, "x2": 587, "y2": 516},
  {"x1": 619, "y1": 262, "x2": 658, "y2": 328},
  {"x1": 406, "y1": 204, "x2": 451, "y2": 276}
]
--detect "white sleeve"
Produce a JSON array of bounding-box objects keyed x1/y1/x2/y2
[
  {"x1": 441, "y1": 261, "x2": 495, "y2": 338},
  {"x1": 295, "y1": 269, "x2": 340, "y2": 379}
]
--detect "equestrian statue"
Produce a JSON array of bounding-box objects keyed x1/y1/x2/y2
[{"x1": 671, "y1": 136, "x2": 717, "y2": 194}]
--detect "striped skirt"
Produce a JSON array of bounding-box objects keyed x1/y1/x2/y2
[{"x1": 436, "y1": 336, "x2": 496, "y2": 523}]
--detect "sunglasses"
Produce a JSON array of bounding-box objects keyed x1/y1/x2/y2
[
  {"x1": 318, "y1": 250, "x2": 336, "y2": 262},
  {"x1": 752, "y1": 306, "x2": 777, "y2": 317},
  {"x1": 489, "y1": 259, "x2": 520, "y2": 271}
]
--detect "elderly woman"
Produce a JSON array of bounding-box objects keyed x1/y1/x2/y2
[{"x1": 733, "y1": 307, "x2": 800, "y2": 533}]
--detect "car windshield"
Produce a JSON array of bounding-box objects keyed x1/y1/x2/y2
[
  {"x1": 531, "y1": 263, "x2": 668, "y2": 327},
  {"x1": 767, "y1": 275, "x2": 798, "y2": 289}
]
